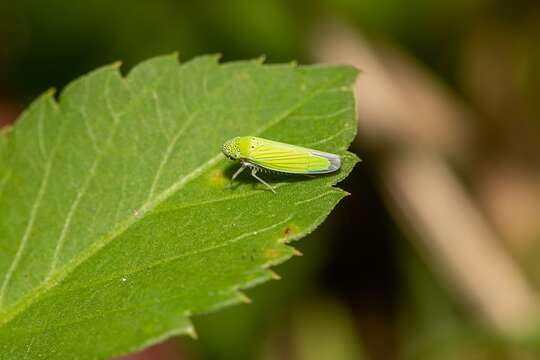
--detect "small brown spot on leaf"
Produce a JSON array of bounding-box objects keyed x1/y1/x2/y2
[
  {"x1": 265, "y1": 248, "x2": 282, "y2": 258},
  {"x1": 284, "y1": 226, "x2": 292, "y2": 236},
  {"x1": 281, "y1": 223, "x2": 300, "y2": 243},
  {"x1": 208, "y1": 169, "x2": 226, "y2": 186}
]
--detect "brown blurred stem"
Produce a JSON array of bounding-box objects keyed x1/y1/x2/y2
[{"x1": 310, "y1": 22, "x2": 539, "y2": 335}]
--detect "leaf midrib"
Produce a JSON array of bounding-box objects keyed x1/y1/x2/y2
[
  {"x1": 3, "y1": 188, "x2": 341, "y2": 337},
  {"x1": 0, "y1": 69, "x2": 349, "y2": 330},
  {"x1": 51, "y1": 186, "x2": 343, "y2": 300},
  {"x1": 0, "y1": 66, "x2": 175, "y2": 312}
]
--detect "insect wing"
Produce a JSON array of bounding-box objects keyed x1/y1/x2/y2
[{"x1": 247, "y1": 140, "x2": 340, "y2": 174}]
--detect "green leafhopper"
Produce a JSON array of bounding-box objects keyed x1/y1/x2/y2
[{"x1": 222, "y1": 136, "x2": 341, "y2": 193}]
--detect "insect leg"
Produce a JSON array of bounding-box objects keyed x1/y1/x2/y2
[
  {"x1": 232, "y1": 163, "x2": 247, "y2": 181},
  {"x1": 229, "y1": 163, "x2": 247, "y2": 189},
  {"x1": 251, "y1": 167, "x2": 276, "y2": 193}
]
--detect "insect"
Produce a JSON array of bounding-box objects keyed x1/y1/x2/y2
[{"x1": 222, "y1": 136, "x2": 341, "y2": 193}]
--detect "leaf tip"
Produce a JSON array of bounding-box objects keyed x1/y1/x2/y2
[
  {"x1": 238, "y1": 292, "x2": 252, "y2": 304},
  {"x1": 255, "y1": 55, "x2": 266, "y2": 64},
  {"x1": 269, "y1": 270, "x2": 281, "y2": 280},
  {"x1": 338, "y1": 63, "x2": 361, "y2": 76},
  {"x1": 348, "y1": 152, "x2": 361, "y2": 166},
  {"x1": 111, "y1": 60, "x2": 123, "y2": 70},
  {"x1": 212, "y1": 53, "x2": 223, "y2": 63},
  {"x1": 186, "y1": 324, "x2": 198, "y2": 339},
  {"x1": 42, "y1": 87, "x2": 60, "y2": 106},
  {"x1": 44, "y1": 87, "x2": 57, "y2": 97},
  {"x1": 292, "y1": 248, "x2": 303, "y2": 257}
]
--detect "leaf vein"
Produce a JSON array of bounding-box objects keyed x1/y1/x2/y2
[
  {"x1": 0, "y1": 68, "x2": 348, "y2": 326},
  {"x1": 47, "y1": 72, "x2": 128, "y2": 276},
  {"x1": 154, "y1": 190, "x2": 265, "y2": 214},
  {"x1": 80, "y1": 78, "x2": 100, "y2": 154},
  {"x1": 147, "y1": 72, "x2": 236, "y2": 201},
  {"x1": 37, "y1": 103, "x2": 47, "y2": 160},
  {"x1": 43, "y1": 214, "x2": 294, "y2": 304},
  {"x1": 294, "y1": 190, "x2": 336, "y2": 206},
  {"x1": 0, "y1": 152, "x2": 55, "y2": 307}
]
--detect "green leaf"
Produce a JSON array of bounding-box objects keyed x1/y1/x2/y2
[{"x1": 0, "y1": 54, "x2": 358, "y2": 359}]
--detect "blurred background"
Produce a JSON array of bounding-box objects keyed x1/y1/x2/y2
[{"x1": 2, "y1": 0, "x2": 540, "y2": 359}]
